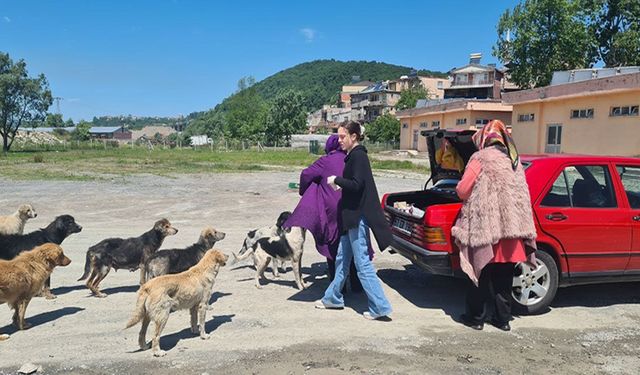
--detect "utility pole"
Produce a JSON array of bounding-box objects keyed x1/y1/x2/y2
[{"x1": 53, "y1": 97, "x2": 64, "y2": 114}]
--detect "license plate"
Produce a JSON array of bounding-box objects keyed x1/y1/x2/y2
[{"x1": 392, "y1": 217, "x2": 413, "y2": 234}]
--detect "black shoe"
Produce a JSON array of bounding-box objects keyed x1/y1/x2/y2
[
  {"x1": 491, "y1": 320, "x2": 511, "y2": 332},
  {"x1": 460, "y1": 314, "x2": 483, "y2": 331}
]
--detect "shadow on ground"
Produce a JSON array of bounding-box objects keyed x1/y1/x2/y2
[
  {"x1": 0, "y1": 307, "x2": 85, "y2": 336},
  {"x1": 157, "y1": 314, "x2": 235, "y2": 351}
]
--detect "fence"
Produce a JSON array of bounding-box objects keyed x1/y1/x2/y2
[{"x1": 10, "y1": 137, "x2": 400, "y2": 153}]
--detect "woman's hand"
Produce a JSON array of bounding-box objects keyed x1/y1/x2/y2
[{"x1": 327, "y1": 176, "x2": 341, "y2": 191}]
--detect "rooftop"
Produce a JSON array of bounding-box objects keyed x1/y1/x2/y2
[{"x1": 503, "y1": 71, "x2": 640, "y2": 104}]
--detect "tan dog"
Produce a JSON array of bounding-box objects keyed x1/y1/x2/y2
[
  {"x1": 0, "y1": 204, "x2": 37, "y2": 235},
  {"x1": 0, "y1": 243, "x2": 71, "y2": 341},
  {"x1": 125, "y1": 249, "x2": 228, "y2": 357}
]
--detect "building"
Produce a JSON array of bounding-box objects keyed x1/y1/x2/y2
[
  {"x1": 388, "y1": 72, "x2": 450, "y2": 99},
  {"x1": 396, "y1": 99, "x2": 513, "y2": 151},
  {"x1": 445, "y1": 53, "x2": 517, "y2": 100},
  {"x1": 340, "y1": 80, "x2": 374, "y2": 108},
  {"x1": 503, "y1": 68, "x2": 640, "y2": 156},
  {"x1": 89, "y1": 126, "x2": 132, "y2": 140},
  {"x1": 306, "y1": 105, "x2": 359, "y2": 133},
  {"x1": 131, "y1": 126, "x2": 176, "y2": 140},
  {"x1": 350, "y1": 81, "x2": 401, "y2": 122}
]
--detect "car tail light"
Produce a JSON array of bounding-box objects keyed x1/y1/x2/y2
[{"x1": 424, "y1": 227, "x2": 447, "y2": 244}]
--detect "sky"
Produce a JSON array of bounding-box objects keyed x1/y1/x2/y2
[{"x1": 0, "y1": 0, "x2": 520, "y2": 122}]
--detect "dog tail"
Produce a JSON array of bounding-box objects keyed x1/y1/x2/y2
[
  {"x1": 125, "y1": 288, "x2": 148, "y2": 329},
  {"x1": 77, "y1": 251, "x2": 93, "y2": 281},
  {"x1": 230, "y1": 250, "x2": 253, "y2": 265}
]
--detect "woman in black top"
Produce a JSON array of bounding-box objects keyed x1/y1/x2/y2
[{"x1": 315, "y1": 121, "x2": 393, "y2": 320}]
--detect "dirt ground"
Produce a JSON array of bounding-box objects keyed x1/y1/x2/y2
[{"x1": 1, "y1": 170, "x2": 640, "y2": 375}]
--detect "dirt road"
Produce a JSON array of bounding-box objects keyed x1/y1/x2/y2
[{"x1": 1, "y1": 172, "x2": 639, "y2": 374}]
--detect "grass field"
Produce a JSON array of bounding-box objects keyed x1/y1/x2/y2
[{"x1": 0, "y1": 146, "x2": 428, "y2": 181}]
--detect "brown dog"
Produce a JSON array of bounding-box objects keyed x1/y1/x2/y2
[
  {"x1": 125, "y1": 249, "x2": 228, "y2": 357},
  {"x1": 0, "y1": 243, "x2": 71, "y2": 341}
]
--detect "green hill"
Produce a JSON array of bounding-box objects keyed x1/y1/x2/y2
[
  {"x1": 185, "y1": 59, "x2": 447, "y2": 139},
  {"x1": 250, "y1": 59, "x2": 447, "y2": 110}
]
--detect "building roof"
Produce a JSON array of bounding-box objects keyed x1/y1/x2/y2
[
  {"x1": 89, "y1": 126, "x2": 126, "y2": 134},
  {"x1": 396, "y1": 98, "x2": 511, "y2": 118},
  {"x1": 354, "y1": 81, "x2": 400, "y2": 95},
  {"x1": 551, "y1": 66, "x2": 640, "y2": 86},
  {"x1": 450, "y1": 63, "x2": 502, "y2": 74},
  {"x1": 503, "y1": 71, "x2": 640, "y2": 104}
]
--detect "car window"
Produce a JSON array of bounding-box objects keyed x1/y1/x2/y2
[
  {"x1": 541, "y1": 165, "x2": 617, "y2": 208},
  {"x1": 541, "y1": 170, "x2": 571, "y2": 207},
  {"x1": 617, "y1": 165, "x2": 640, "y2": 209}
]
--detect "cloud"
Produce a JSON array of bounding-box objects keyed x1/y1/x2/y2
[
  {"x1": 299, "y1": 28, "x2": 316, "y2": 43},
  {"x1": 3, "y1": 16, "x2": 10, "y2": 23}
]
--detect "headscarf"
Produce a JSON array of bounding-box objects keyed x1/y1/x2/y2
[
  {"x1": 324, "y1": 134, "x2": 341, "y2": 154},
  {"x1": 472, "y1": 120, "x2": 520, "y2": 171}
]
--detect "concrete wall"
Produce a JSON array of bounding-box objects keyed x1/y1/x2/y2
[
  {"x1": 511, "y1": 90, "x2": 640, "y2": 156},
  {"x1": 398, "y1": 109, "x2": 512, "y2": 151}
]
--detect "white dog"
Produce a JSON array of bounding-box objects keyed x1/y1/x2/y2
[{"x1": 0, "y1": 204, "x2": 37, "y2": 235}]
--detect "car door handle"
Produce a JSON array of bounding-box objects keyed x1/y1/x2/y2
[
  {"x1": 545, "y1": 213, "x2": 568, "y2": 221},
  {"x1": 633, "y1": 215, "x2": 640, "y2": 222}
]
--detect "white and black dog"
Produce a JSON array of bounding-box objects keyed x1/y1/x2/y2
[{"x1": 232, "y1": 212, "x2": 306, "y2": 290}]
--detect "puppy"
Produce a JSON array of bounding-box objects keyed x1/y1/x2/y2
[
  {"x1": 0, "y1": 244, "x2": 71, "y2": 341},
  {"x1": 145, "y1": 227, "x2": 226, "y2": 282},
  {"x1": 232, "y1": 212, "x2": 307, "y2": 290},
  {"x1": 125, "y1": 249, "x2": 228, "y2": 357},
  {"x1": 78, "y1": 219, "x2": 178, "y2": 298},
  {"x1": 0, "y1": 204, "x2": 37, "y2": 235},
  {"x1": 0, "y1": 215, "x2": 82, "y2": 299}
]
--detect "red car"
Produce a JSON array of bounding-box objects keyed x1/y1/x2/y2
[{"x1": 382, "y1": 129, "x2": 640, "y2": 314}]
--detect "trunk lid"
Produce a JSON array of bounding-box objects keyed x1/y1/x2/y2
[{"x1": 422, "y1": 129, "x2": 477, "y2": 186}]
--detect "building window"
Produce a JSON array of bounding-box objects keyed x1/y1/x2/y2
[
  {"x1": 518, "y1": 113, "x2": 535, "y2": 122},
  {"x1": 456, "y1": 118, "x2": 467, "y2": 125},
  {"x1": 437, "y1": 81, "x2": 443, "y2": 89},
  {"x1": 570, "y1": 108, "x2": 594, "y2": 119},
  {"x1": 402, "y1": 123, "x2": 408, "y2": 129},
  {"x1": 610, "y1": 105, "x2": 639, "y2": 117},
  {"x1": 475, "y1": 118, "x2": 489, "y2": 125},
  {"x1": 431, "y1": 120, "x2": 440, "y2": 128},
  {"x1": 419, "y1": 122, "x2": 428, "y2": 128}
]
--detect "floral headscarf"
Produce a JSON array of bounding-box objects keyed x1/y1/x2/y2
[{"x1": 472, "y1": 120, "x2": 520, "y2": 171}]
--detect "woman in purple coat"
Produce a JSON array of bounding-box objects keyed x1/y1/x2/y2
[{"x1": 284, "y1": 135, "x2": 366, "y2": 287}]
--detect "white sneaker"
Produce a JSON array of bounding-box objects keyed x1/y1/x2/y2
[
  {"x1": 315, "y1": 299, "x2": 343, "y2": 309},
  {"x1": 363, "y1": 311, "x2": 388, "y2": 320}
]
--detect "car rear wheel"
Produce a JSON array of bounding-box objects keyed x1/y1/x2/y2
[{"x1": 511, "y1": 251, "x2": 558, "y2": 315}]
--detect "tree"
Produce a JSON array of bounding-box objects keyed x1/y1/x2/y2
[
  {"x1": 581, "y1": 0, "x2": 640, "y2": 67},
  {"x1": 366, "y1": 113, "x2": 400, "y2": 143},
  {"x1": 264, "y1": 90, "x2": 307, "y2": 146},
  {"x1": 396, "y1": 84, "x2": 430, "y2": 110},
  {"x1": 72, "y1": 120, "x2": 91, "y2": 141},
  {"x1": 0, "y1": 52, "x2": 53, "y2": 153},
  {"x1": 44, "y1": 113, "x2": 65, "y2": 128},
  {"x1": 224, "y1": 76, "x2": 268, "y2": 140},
  {"x1": 494, "y1": 0, "x2": 593, "y2": 88}
]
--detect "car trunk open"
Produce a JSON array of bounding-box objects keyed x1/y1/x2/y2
[{"x1": 383, "y1": 129, "x2": 478, "y2": 251}]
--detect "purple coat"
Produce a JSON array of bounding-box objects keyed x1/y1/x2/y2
[{"x1": 284, "y1": 136, "x2": 344, "y2": 259}]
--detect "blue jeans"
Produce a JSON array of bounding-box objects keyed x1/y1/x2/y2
[{"x1": 322, "y1": 218, "x2": 392, "y2": 317}]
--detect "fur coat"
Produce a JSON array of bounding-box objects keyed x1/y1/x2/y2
[{"x1": 452, "y1": 147, "x2": 537, "y2": 253}]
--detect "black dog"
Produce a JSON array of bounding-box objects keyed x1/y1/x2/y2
[
  {"x1": 78, "y1": 219, "x2": 178, "y2": 298},
  {"x1": 144, "y1": 226, "x2": 226, "y2": 282},
  {"x1": 0, "y1": 215, "x2": 83, "y2": 299}
]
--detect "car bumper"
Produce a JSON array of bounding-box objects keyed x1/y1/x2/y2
[{"x1": 390, "y1": 235, "x2": 455, "y2": 276}]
